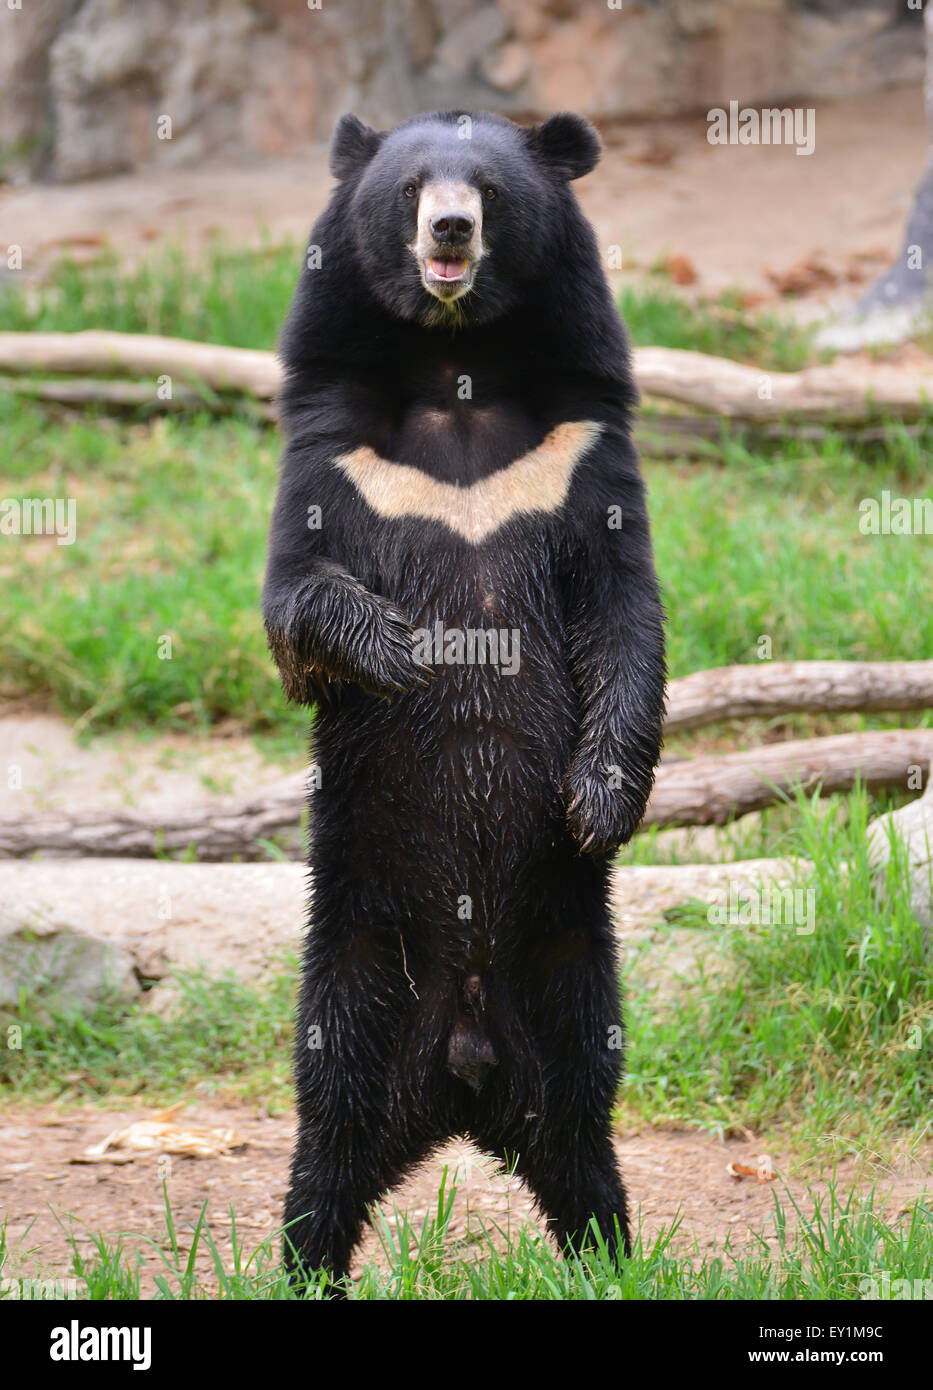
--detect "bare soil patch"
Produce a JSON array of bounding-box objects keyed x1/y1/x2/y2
[{"x1": 2, "y1": 1101, "x2": 930, "y2": 1294}]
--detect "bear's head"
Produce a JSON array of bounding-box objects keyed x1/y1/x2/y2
[{"x1": 329, "y1": 109, "x2": 601, "y2": 328}]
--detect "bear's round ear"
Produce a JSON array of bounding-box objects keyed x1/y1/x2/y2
[
  {"x1": 527, "y1": 112, "x2": 601, "y2": 181},
  {"x1": 329, "y1": 114, "x2": 383, "y2": 180}
]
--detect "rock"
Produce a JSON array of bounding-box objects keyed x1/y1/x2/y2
[
  {"x1": 1, "y1": 0, "x2": 924, "y2": 182},
  {"x1": 816, "y1": 5, "x2": 933, "y2": 352},
  {"x1": 433, "y1": 4, "x2": 509, "y2": 78},
  {"x1": 815, "y1": 303, "x2": 932, "y2": 354},
  {"x1": 0, "y1": 860, "x2": 307, "y2": 988},
  {"x1": 610, "y1": 858, "x2": 814, "y2": 1002},
  {"x1": 668, "y1": 0, "x2": 725, "y2": 40},
  {"x1": 787, "y1": 8, "x2": 923, "y2": 102},
  {"x1": 47, "y1": 0, "x2": 272, "y2": 181},
  {"x1": 480, "y1": 40, "x2": 531, "y2": 93},
  {"x1": 867, "y1": 771, "x2": 933, "y2": 931},
  {"x1": 500, "y1": 0, "x2": 549, "y2": 46},
  {"x1": 0, "y1": 921, "x2": 139, "y2": 1023},
  {"x1": 0, "y1": 0, "x2": 73, "y2": 180}
]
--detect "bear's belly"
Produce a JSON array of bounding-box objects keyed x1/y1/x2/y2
[
  {"x1": 311, "y1": 552, "x2": 578, "y2": 895},
  {"x1": 311, "y1": 670, "x2": 579, "y2": 948}
]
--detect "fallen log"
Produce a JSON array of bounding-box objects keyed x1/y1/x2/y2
[
  {"x1": 3, "y1": 331, "x2": 933, "y2": 423},
  {"x1": 2, "y1": 729, "x2": 929, "y2": 859},
  {"x1": 0, "y1": 375, "x2": 192, "y2": 408},
  {"x1": 0, "y1": 776, "x2": 308, "y2": 860},
  {"x1": 665, "y1": 660, "x2": 933, "y2": 733},
  {"x1": 0, "y1": 373, "x2": 277, "y2": 419},
  {"x1": 0, "y1": 331, "x2": 280, "y2": 398},
  {"x1": 634, "y1": 347, "x2": 933, "y2": 423},
  {"x1": 644, "y1": 728, "x2": 933, "y2": 828}
]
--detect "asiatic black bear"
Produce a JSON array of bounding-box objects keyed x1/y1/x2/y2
[{"x1": 263, "y1": 109, "x2": 666, "y2": 1285}]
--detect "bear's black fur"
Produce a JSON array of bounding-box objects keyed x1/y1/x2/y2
[{"x1": 263, "y1": 109, "x2": 666, "y2": 1284}]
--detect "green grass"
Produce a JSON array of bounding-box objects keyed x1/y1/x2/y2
[
  {"x1": 2, "y1": 239, "x2": 302, "y2": 351},
  {"x1": 649, "y1": 424, "x2": 933, "y2": 677},
  {"x1": 2, "y1": 1175, "x2": 931, "y2": 1300},
  {"x1": 0, "y1": 399, "x2": 295, "y2": 735},
  {"x1": 620, "y1": 281, "x2": 815, "y2": 370},
  {"x1": 0, "y1": 962, "x2": 296, "y2": 1105},
  {"x1": 623, "y1": 787, "x2": 933, "y2": 1143}
]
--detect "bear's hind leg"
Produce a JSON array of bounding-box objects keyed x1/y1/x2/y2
[
  {"x1": 283, "y1": 1129, "x2": 439, "y2": 1291},
  {"x1": 512, "y1": 1128, "x2": 631, "y2": 1265},
  {"x1": 284, "y1": 1044, "x2": 453, "y2": 1291},
  {"x1": 473, "y1": 908, "x2": 631, "y2": 1267},
  {"x1": 284, "y1": 942, "x2": 458, "y2": 1290}
]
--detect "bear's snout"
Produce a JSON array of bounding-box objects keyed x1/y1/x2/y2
[
  {"x1": 428, "y1": 210, "x2": 474, "y2": 245},
  {"x1": 413, "y1": 180, "x2": 484, "y2": 303}
]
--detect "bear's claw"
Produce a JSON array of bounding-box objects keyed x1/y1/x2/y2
[
  {"x1": 356, "y1": 603, "x2": 436, "y2": 697},
  {"x1": 564, "y1": 762, "x2": 640, "y2": 856}
]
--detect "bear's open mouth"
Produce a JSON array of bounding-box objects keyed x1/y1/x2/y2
[
  {"x1": 427, "y1": 258, "x2": 469, "y2": 281},
  {"x1": 422, "y1": 255, "x2": 475, "y2": 300}
]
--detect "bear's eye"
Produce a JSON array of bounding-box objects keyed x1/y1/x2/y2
[
  {"x1": 483, "y1": 185, "x2": 497, "y2": 200},
  {"x1": 403, "y1": 182, "x2": 418, "y2": 199}
]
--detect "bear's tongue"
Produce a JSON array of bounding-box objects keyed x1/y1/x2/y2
[{"x1": 429, "y1": 258, "x2": 468, "y2": 280}]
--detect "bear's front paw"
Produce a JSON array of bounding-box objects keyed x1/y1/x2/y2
[
  {"x1": 563, "y1": 760, "x2": 641, "y2": 856},
  {"x1": 358, "y1": 600, "x2": 436, "y2": 698}
]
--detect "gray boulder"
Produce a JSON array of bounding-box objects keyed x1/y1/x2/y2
[
  {"x1": 0, "y1": 920, "x2": 139, "y2": 1023},
  {"x1": 867, "y1": 769, "x2": 933, "y2": 931}
]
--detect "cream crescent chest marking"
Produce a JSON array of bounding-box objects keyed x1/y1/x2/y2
[{"x1": 333, "y1": 419, "x2": 603, "y2": 544}]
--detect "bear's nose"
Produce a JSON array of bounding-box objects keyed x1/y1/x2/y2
[{"x1": 429, "y1": 211, "x2": 474, "y2": 245}]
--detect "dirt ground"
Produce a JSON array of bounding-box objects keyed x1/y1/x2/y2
[
  {"x1": 0, "y1": 711, "x2": 298, "y2": 820},
  {"x1": 1, "y1": 88, "x2": 926, "y2": 306},
  {"x1": 1, "y1": 1100, "x2": 930, "y2": 1294}
]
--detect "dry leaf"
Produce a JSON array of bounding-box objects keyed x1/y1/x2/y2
[
  {"x1": 727, "y1": 1154, "x2": 776, "y2": 1183},
  {"x1": 733, "y1": 291, "x2": 772, "y2": 310},
  {"x1": 765, "y1": 255, "x2": 838, "y2": 296},
  {"x1": 73, "y1": 1104, "x2": 245, "y2": 1164},
  {"x1": 660, "y1": 252, "x2": 698, "y2": 286}
]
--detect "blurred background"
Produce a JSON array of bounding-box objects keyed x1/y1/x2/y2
[{"x1": 1, "y1": 0, "x2": 931, "y2": 308}]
